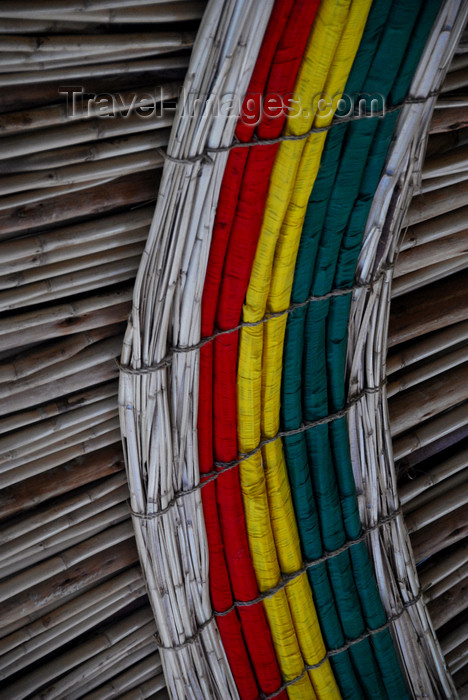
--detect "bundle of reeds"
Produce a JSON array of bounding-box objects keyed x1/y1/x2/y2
[
  {"x1": 118, "y1": 2, "x2": 276, "y2": 697},
  {"x1": 0, "y1": 1, "x2": 205, "y2": 697},
  {"x1": 347, "y1": 4, "x2": 468, "y2": 698},
  {"x1": 384, "y1": 34, "x2": 468, "y2": 695}
]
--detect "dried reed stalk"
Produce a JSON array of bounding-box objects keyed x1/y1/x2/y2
[
  {"x1": 396, "y1": 227, "x2": 468, "y2": 275},
  {"x1": 399, "y1": 444, "x2": 468, "y2": 506},
  {"x1": 1, "y1": 608, "x2": 155, "y2": 698},
  {"x1": 119, "y1": 1, "x2": 275, "y2": 696},
  {"x1": 428, "y1": 576, "x2": 468, "y2": 630},
  {"x1": 387, "y1": 344, "x2": 468, "y2": 397},
  {"x1": 0, "y1": 565, "x2": 142, "y2": 653},
  {"x1": 392, "y1": 251, "x2": 468, "y2": 297},
  {"x1": 0, "y1": 171, "x2": 160, "y2": 237},
  {"x1": 393, "y1": 401, "x2": 468, "y2": 461},
  {"x1": 389, "y1": 362, "x2": 468, "y2": 436},
  {"x1": 0, "y1": 578, "x2": 146, "y2": 680},
  {"x1": 411, "y1": 504, "x2": 468, "y2": 562},
  {"x1": 441, "y1": 618, "x2": 468, "y2": 656},
  {"x1": 425, "y1": 559, "x2": 468, "y2": 604},
  {"x1": 386, "y1": 320, "x2": 468, "y2": 374},
  {"x1": 388, "y1": 269, "x2": 468, "y2": 346},
  {"x1": 0, "y1": 444, "x2": 124, "y2": 521},
  {"x1": 404, "y1": 476, "x2": 468, "y2": 533},
  {"x1": 0, "y1": 538, "x2": 138, "y2": 629},
  {"x1": 84, "y1": 652, "x2": 161, "y2": 700}
]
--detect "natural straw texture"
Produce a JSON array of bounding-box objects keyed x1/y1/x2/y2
[
  {"x1": 0, "y1": 2, "x2": 204, "y2": 698},
  {"x1": 118, "y1": 2, "x2": 275, "y2": 698}
]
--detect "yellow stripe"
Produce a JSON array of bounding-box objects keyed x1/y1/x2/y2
[{"x1": 237, "y1": 0, "x2": 373, "y2": 696}]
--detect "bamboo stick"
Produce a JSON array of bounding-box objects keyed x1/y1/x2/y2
[
  {"x1": 119, "y1": 673, "x2": 168, "y2": 700},
  {"x1": 430, "y1": 106, "x2": 468, "y2": 133},
  {"x1": 0, "y1": 521, "x2": 133, "y2": 603},
  {"x1": 0, "y1": 0, "x2": 195, "y2": 17},
  {"x1": 0, "y1": 54, "x2": 189, "y2": 86},
  {"x1": 1, "y1": 608, "x2": 154, "y2": 698},
  {"x1": 441, "y1": 617, "x2": 468, "y2": 655},
  {"x1": 411, "y1": 503, "x2": 468, "y2": 562},
  {"x1": 425, "y1": 560, "x2": 468, "y2": 603},
  {"x1": 0, "y1": 130, "x2": 170, "y2": 174},
  {"x1": 0, "y1": 445, "x2": 124, "y2": 521},
  {"x1": 0, "y1": 503, "x2": 130, "y2": 578},
  {"x1": 68, "y1": 645, "x2": 160, "y2": 700},
  {"x1": 0, "y1": 337, "x2": 122, "y2": 402},
  {"x1": 392, "y1": 251, "x2": 468, "y2": 297},
  {"x1": 386, "y1": 320, "x2": 468, "y2": 375},
  {"x1": 399, "y1": 444, "x2": 468, "y2": 505},
  {"x1": 401, "y1": 204, "x2": 468, "y2": 250},
  {"x1": 420, "y1": 540, "x2": 468, "y2": 593},
  {"x1": 448, "y1": 53, "x2": 468, "y2": 73},
  {"x1": 48, "y1": 3, "x2": 205, "y2": 24},
  {"x1": 394, "y1": 404, "x2": 468, "y2": 463},
  {"x1": 420, "y1": 169, "x2": 468, "y2": 193},
  {"x1": 2, "y1": 429, "x2": 121, "y2": 490},
  {"x1": 423, "y1": 143, "x2": 468, "y2": 178},
  {"x1": 0, "y1": 206, "x2": 152, "y2": 268},
  {"x1": 428, "y1": 576, "x2": 468, "y2": 629},
  {"x1": 0, "y1": 472, "x2": 126, "y2": 544},
  {"x1": 404, "y1": 181, "x2": 468, "y2": 227},
  {"x1": 388, "y1": 269, "x2": 468, "y2": 346},
  {"x1": 0, "y1": 287, "x2": 132, "y2": 352},
  {"x1": 84, "y1": 652, "x2": 161, "y2": 700},
  {"x1": 0, "y1": 231, "x2": 146, "y2": 283},
  {"x1": 395, "y1": 227, "x2": 468, "y2": 275},
  {"x1": 388, "y1": 344, "x2": 468, "y2": 397},
  {"x1": 0, "y1": 484, "x2": 129, "y2": 563},
  {"x1": 0, "y1": 175, "x2": 124, "y2": 213},
  {"x1": 0, "y1": 579, "x2": 146, "y2": 681},
  {"x1": 0, "y1": 47, "x2": 188, "y2": 73},
  {"x1": 0, "y1": 110, "x2": 171, "y2": 162},
  {"x1": 404, "y1": 477, "x2": 468, "y2": 533},
  {"x1": 0, "y1": 31, "x2": 194, "y2": 55},
  {"x1": 447, "y1": 639, "x2": 468, "y2": 675},
  {"x1": 402, "y1": 461, "x2": 468, "y2": 514},
  {"x1": 425, "y1": 127, "x2": 468, "y2": 158},
  {"x1": 0, "y1": 413, "x2": 119, "y2": 476},
  {"x1": 0, "y1": 171, "x2": 160, "y2": 238},
  {"x1": 0, "y1": 566, "x2": 142, "y2": 654},
  {"x1": 0, "y1": 151, "x2": 164, "y2": 197},
  {"x1": 0, "y1": 255, "x2": 141, "y2": 311},
  {"x1": 0, "y1": 326, "x2": 123, "y2": 382},
  {"x1": 0, "y1": 360, "x2": 118, "y2": 415},
  {"x1": 37, "y1": 627, "x2": 157, "y2": 700},
  {"x1": 0, "y1": 381, "x2": 117, "y2": 436},
  {"x1": 441, "y1": 65, "x2": 468, "y2": 93},
  {"x1": 389, "y1": 362, "x2": 468, "y2": 436},
  {"x1": 0, "y1": 502, "x2": 131, "y2": 578},
  {"x1": 0, "y1": 538, "x2": 138, "y2": 630}
]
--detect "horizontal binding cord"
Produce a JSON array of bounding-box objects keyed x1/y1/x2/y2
[
  {"x1": 156, "y1": 91, "x2": 440, "y2": 166},
  {"x1": 214, "y1": 507, "x2": 402, "y2": 617},
  {"x1": 152, "y1": 580, "x2": 423, "y2": 685},
  {"x1": 128, "y1": 380, "x2": 386, "y2": 521},
  {"x1": 260, "y1": 590, "x2": 424, "y2": 700},
  {"x1": 118, "y1": 263, "x2": 394, "y2": 376}
]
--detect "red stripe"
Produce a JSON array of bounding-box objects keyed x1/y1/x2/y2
[{"x1": 198, "y1": 1, "x2": 319, "y2": 696}]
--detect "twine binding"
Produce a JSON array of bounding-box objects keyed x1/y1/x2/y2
[
  {"x1": 127, "y1": 379, "x2": 386, "y2": 522},
  {"x1": 118, "y1": 263, "x2": 395, "y2": 376},
  {"x1": 260, "y1": 590, "x2": 424, "y2": 700},
  {"x1": 156, "y1": 91, "x2": 440, "y2": 167}
]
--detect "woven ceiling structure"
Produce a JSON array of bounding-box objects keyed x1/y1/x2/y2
[{"x1": 0, "y1": 1, "x2": 467, "y2": 699}]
